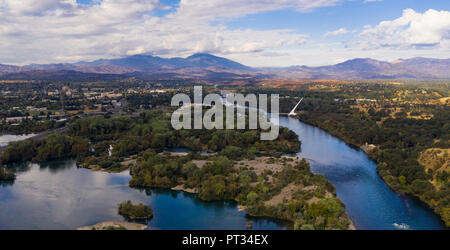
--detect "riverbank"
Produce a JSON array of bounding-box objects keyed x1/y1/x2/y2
[
  {"x1": 172, "y1": 185, "x2": 199, "y2": 194},
  {"x1": 77, "y1": 221, "x2": 148, "y2": 230},
  {"x1": 0, "y1": 159, "x2": 292, "y2": 230},
  {"x1": 2, "y1": 107, "x2": 444, "y2": 229},
  {"x1": 373, "y1": 162, "x2": 449, "y2": 228},
  {"x1": 131, "y1": 154, "x2": 354, "y2": 230},
  {"x1": 295, "y1": 116, "x2": 448, "y2": 228},
  {"x1": 77, "y1": 156, "x2": 137, "y2": 173}
]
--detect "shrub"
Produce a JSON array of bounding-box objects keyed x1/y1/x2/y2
[{"x1": 118, "y1": 200, "x2": 153, "y2": 220}]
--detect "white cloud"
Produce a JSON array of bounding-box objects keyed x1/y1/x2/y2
[
  {"x1": 0, "y1": 0, "x2": 342, "y2": 65},
  {"x1": 359, "y1": 9, "x2": 450, "y2": 49},
  {"x1": 324, "y1": 28, "x2": 349, "y2": 37},
  {"x1": 0, "y1": 2, "x2": 448, "y2": 68},
  {"x1": 236, "y1": 46, "x2": 450, "y2": 67},
  {"x1": 172, "y1": 0, "x2": 344, "y2": 20},
  {"x1": 1, "y1": 0, "x2": 76, "y2": 15}
]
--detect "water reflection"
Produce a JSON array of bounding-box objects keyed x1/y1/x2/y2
[
  {"x1": 0, "y1": 160, "x2": 289, "y2": 230},
  {"x1": 0, "y1": 180, "x2": 14, "y2": 187},
  {"x1": 278, "y1": 116, "x2": 445, "y2": 230},
  {"x1": 0, "y1": 116, "x2": 445, "y2": 230}
]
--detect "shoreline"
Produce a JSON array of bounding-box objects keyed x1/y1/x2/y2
[
  {"x1": 153, "y1": 156, "x2": 355, "y2": 230},
  {"x1": 171, "y1": 185, "x2": 199, "y2": 194},
  {"x1": 75, "y1": 152, "x2": 356, "y2": 230},
  {"x1": 77, "y1": 221, "x2": 148, "y2": 230},
  {"x1": 294, "y1": 116, "x2": 448, "y2": 228}
]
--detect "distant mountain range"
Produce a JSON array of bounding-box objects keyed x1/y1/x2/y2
[
  {"x1": 1, "y1": 53, "x2": 449, "y2": 81},
  {"x1": 266, "y1": 57, "x2": 450, "y2": 80}
]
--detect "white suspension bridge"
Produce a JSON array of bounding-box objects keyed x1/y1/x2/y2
[
  {"x1": 288, "y1": 97, "x2": 303, "y2": 116},
  {"x1": 275, "y1": 97, "x2": 304, "y2": 116},
  {"x1": 226, "y1": 96, "x2": 305, "y2": 117}
]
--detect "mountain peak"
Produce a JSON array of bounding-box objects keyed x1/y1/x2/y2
[
  {"x1": 339, "y1": 58, "x2": 385, "y2": 64},
  {"x1": 1, "y1": 55, "x2": 449, "y2": 80},
  {"x1": 329, "y1": 58, "x2": 391, "y2": 72},
  {"x1": 185, "y1": 53, "x2": 253, "y2": 71},
  {"x1": 187, "y1": 53, "x2": 217, "y2": 59}
]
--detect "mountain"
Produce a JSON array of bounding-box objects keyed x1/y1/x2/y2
[
  {"x1": 0, "y1": 64, "x2": 22, "y2": 73},
  {"x1": 324, "y1": 58, "x2": 392, "y2": 72},
  {"x1": 0, "y1": 54, "x2": 449, "y2": 81},
  {"x1": 184, "y1": 53, "x2": 253, "y2": 71},
  {"x1": 77, "y1": 53, "x2": 253, "y2": 72},
  {"x1": 265, "y1": 57, "x2": 450, "y2": 80},
  {"x1": 389, "y1": 57, "x2": 450, "y2": 79},
  {"x1": 0, "y1": 70, "x2": 128, "y2": 81}
]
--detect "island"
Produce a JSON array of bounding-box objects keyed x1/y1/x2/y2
[
  {"x1": 0, "y1": 107, "x2": 353, "y2": 230},
  {"x1": 118, "y1": 200, "x2": 154, "y2": 220}
]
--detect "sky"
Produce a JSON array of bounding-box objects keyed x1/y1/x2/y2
[{"x1": 0, "y1": 0, "x2": 449, "y2": 67}]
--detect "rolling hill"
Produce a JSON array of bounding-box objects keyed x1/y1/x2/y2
[{"x1": 0, "y1": 54, "x2": 449, "y2": 81}]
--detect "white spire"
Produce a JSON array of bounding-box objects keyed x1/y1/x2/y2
[{"x1": 289, "y1": 97, "x2": 303, "y2": 116}]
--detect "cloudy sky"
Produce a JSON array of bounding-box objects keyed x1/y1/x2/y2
[{"x1": 0, "y1": 0, "x2": 449, "y2": 67}]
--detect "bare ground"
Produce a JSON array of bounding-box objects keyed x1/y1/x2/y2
[
  {"x1": 171, "y1": 185, "x2": 199, "y2": 194},
  {"x1": 264, "y1": 183, "x2": 298, "y2": 206},
  {"x1": 265, "y1": 183, "x2": 333, "y2": 206},
  {"x1": 77, "y1": 221, "x2": 148, "y2": 230},
  {"x1": 236, "y1": 156, "x2": 303, "y2": 175}
]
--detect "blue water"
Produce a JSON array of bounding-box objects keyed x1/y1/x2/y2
[
  {"x1": 279, "y1": 116, "x2": 445, "y2": 230},
  {"x1": 0, "y1": 116, "x2": 445, "y2": 230},
  {"x1": 0, "y1": 160, "x2": 288, "y2": 230},
  {"x1": 144, "y1": 188, "x2": 288, "y2": 230}
]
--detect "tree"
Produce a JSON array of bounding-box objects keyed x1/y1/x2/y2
[
  {"x1": 399, "y1": 175, "x2": 406, "y2": 185},
  {"x1": 246, "y1": 192, "x2": 259, "y2": 204},
  {"x1": 220, "y1": 146, "x2": 243, "y2": 159}
]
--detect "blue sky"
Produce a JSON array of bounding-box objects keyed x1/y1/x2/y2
[
  {"x1": 125, "y1": 0, "x2": 450, "y2": 42},
  {"x1": 222, "y1": 0, "x2": 450, "y2": 39},
  {"x1": 1, "y1": 0, "x2": 449, "y2": 66}
]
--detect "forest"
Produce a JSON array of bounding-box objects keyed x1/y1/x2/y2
[
  {"x1": 0, "y1": 107, "x2": 351, "y2": 230},
  {"x1": 1, "y1": 109, "x2": 300, "y2": 166},
  {"x1": 129, "y1": 149, "x2": 351, "y2": 229},
  {"x1": 236, "y1": 82, "x2": 449, "y2": 226}
]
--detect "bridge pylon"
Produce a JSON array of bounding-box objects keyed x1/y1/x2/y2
[{"x1": 288, "y1": 98, "x2": 304, "y2": 117}]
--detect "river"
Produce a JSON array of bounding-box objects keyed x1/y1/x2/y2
[
  {"x1": 0, "y1": 134, "x2": 36, "y2": 147},
  {"x1": 0, "y1": 160, "x2": 289, "y2": 230},
  {"x1": 278, "y1": 116, "x2": 445, "y2": 230},
  {"x1": 0, "y1": 116, "x2": 446, "y2": 229}
]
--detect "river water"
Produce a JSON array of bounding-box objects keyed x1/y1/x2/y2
[
  {"x1": 278, "y1": 116, "x2": 445, "y2": 230},
  {"x1": 0, "y1": 134, "x2": 36, "y2": 147},
  {"x1": 0, "y1": 160, "x2": 289, "y2": 230},
  {"x1": 0, "y1": 116, "x2": 446, "y2": 229}
]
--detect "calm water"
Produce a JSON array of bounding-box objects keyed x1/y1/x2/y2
[
  {"x1": 0, "y1": 116, "x2": 446, "y2": 229},
  {"x1": 279, "y1": 116, "x2": 445, "y2": 230},
  {"x1": 0, "y1": 134, "x2": 36, "y2": 147},
  {"x1": 0, "y1": 160, "x2": 289, "y2": 230}
]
